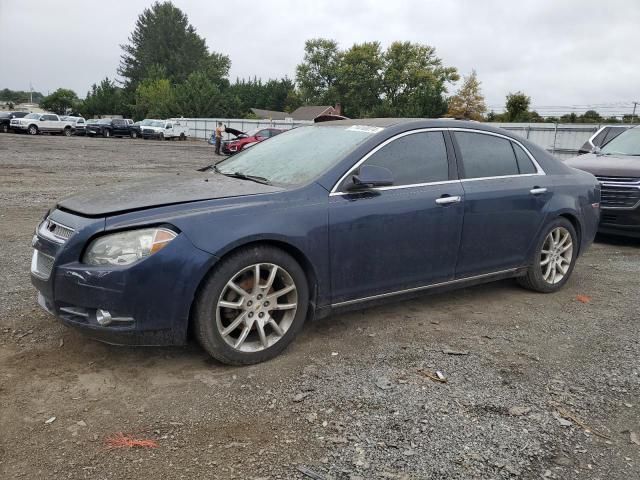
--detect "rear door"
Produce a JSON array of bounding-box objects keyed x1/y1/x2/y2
[
  {"x1": 42, "y1": 114, "x2": 58, "y2": 131},
  {"x1": 329, "y1": 130, "x2": 465, "y2": 304},
  {"x1": 451, "y1": 130, "x2": 550, "y2": 278}
]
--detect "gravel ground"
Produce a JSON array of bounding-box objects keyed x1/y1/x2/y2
[{"x1": 0, "y1": 134, "x2": 639, "y2": 480}]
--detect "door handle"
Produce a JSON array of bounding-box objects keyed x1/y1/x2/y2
[
  {"x1": 435, "y1": 195, "x2": 462, "y2": 205},
  {"x1": 530, "y1": 187, "x2": 547, "y2": 195}
]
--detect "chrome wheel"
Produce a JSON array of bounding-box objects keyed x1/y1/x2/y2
[
  {"x1": 540, "y1": 227, "x2": 573, "y2": 284},
  {"x1": 216, "y1": 263, "x2": 298, "y2": 353}
]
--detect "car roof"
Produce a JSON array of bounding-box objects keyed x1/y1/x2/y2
[{"x1": 318, "y1": 118, "x2": 499, "y2": 131}]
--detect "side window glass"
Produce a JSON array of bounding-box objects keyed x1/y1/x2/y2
[
  {"x1": 455, "y1": 132, "x2": 519, "y2": 179},
  {"x1": 166, "y1": 123, "x2": 173, "y2": 129},
  {"x1": 347, "y1": 131, "x2": 449, "y2": 188},
  {"x1": 592, "y1": 129, "x2": 608, "y2": 146},
  {"x1": 512, "y1": 143, "x2": 537, "y2": 174}
]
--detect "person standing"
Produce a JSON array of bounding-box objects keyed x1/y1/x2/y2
[{"x1": 214, "y1": 122, "x2": 225, "y2": 155}]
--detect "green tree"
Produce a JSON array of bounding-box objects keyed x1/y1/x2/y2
[
  {"x1": 295, "y1": 38, "x2": 341, "y2": 104},
  {"x1": 380, "y1": 41, "x2": 459, "y2": 117},
  {"x1": 505, "y1": 91, "x2": 531, "y2": 122},
  {"x1": 119, "y1": 1, "x2": 230, "y2": 92},
  {"x1": 580, "y1": 110, "x2": 602, "y2": 123},
  {"x1": 335, "y1": 42, "x2": 384, "y2": 117},
  {"x1": 80, "y1": 78, "x2": 125, "y2": 117},
  {"x1": 134, "y1": 78, "x2": 176, "y2": 118},
  {"x1": 40, "y1": 88, "x2": 79, "y2": 114},
  {"x1": 174, "y1": 71, "x2": 222, "y2": 117},
  {"x1": 447, "y1": 70, "x2": 487, "y2": 120}
]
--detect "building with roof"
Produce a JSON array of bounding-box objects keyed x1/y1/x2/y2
[{"x1": 250, "y1": 104, "x2": 342, "y2": 122}]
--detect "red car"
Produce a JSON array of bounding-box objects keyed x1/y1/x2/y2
[{"x1": 221, "y1": 127, "x2": 284, "y2": 155}]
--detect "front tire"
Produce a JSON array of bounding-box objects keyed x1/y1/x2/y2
[
  {"x1": 194, "y1": 246, "x2": 309, "y2": 365},
  {"x1": 103, "y1": 129, "x2": 111, "y2": 138},
  {"x1": 517, "y1": 217, "x2": 578, "y2": 293},
  {"x1": 130, "y1": 130, "x2": 138, "y2": 139},
  {"x1": 1, "y1": 124, "x2": 8, "y2": 133},
  {"x1": 28, "y1": 125, "x2": 38, "y2": 135}
]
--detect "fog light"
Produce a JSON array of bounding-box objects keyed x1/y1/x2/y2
[{"x1": 96, "y1": 309, "x2": 112, "y2": 326}]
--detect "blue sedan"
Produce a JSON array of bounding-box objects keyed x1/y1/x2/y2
[{"x1": 31, "y1": 119, "x2": 600, "y2": 364}]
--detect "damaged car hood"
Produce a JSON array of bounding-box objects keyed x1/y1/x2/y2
[{"x1": 57, "y1": 172, "x2": 284, "y2": 216}]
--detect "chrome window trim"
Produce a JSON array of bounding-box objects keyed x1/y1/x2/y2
[
  {"x1": 329, "y1": 127, "x2": 546, "y2": 196},
  {"x1": 331, "y1": 267, "x2": 520, "y2": 308},
  {"x1": 329, "y1": 128, "x2": 450, "y2": 196}
]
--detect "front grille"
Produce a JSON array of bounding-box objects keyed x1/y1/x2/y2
[
  {"x1": 595, "y1": 175, "x2": 640, "y2": 184},
  {"x1": 31, "y1": 250, "x2": 54, "y2": 279},
  {"x1": 595, "y1": 176, "x2": 640, "y2": 209},
  {"x1": 38, "y1": 218, "x2": 75, "y2": 243}
]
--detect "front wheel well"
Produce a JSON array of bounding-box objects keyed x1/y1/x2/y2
[{"x1": 187, "y1": 240, "x2": 319, "y2": 338}]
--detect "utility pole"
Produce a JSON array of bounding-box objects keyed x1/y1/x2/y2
[{"x1": 632, "y1": 101, "x2": 638, "y2": 124}]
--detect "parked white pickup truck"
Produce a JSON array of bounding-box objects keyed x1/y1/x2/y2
[
  {"x1": 10, "y1": 113, "x2": 75, "y2": 136},
  {"x1": 140, "y1": 119, "x2": 189, "y2": 140}
]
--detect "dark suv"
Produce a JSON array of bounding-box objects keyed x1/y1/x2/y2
[
  {"x1": 86, "y1": 118, "x2": 138, "y2": 138},
  {"x1": 566, "y1": 126, "x2": 640, "y2": 237},
  {"x1": 0, "y1": 111, "x2": 29, "y2": 133}
]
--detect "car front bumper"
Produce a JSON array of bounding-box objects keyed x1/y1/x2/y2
[
  {"x1": 10, "y1": 123, "x2": 28, "y2": 131},
  {"x1": 599, "y1": 208, "x2": 640, "y2": 238},
  {"x1": 30, "y1": 210, "x2": 216, "y2": 346}
]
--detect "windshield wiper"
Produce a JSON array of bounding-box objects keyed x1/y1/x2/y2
[{"x1": 218, "y1": 170, "x2": 272, "y2": 185}]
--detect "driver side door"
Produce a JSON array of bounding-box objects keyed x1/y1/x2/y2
[{"x1": 328, "y1": 130, "x2": 465, "y2": 305}]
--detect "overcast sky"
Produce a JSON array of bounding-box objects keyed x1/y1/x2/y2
[{"x1": 1, "y1": 0, "x2": 638, "y2": 116}]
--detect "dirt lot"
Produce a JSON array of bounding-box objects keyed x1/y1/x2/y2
[{"x1": 0, "y1": 134, "x2": 639, "y2": 479}]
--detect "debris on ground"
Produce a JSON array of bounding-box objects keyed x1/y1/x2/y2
[
  {"x1": 508, "y1": 406, "x2": 531, "y2": 416},
  {"x1": 293, "y1": 391, "x2": 313, "y2": 402},
  {"x1": 44, "y1": 416, "x2": 56, "y2": 424},
  {"x1": 105, "y1": 433, "x2": 158, "y2": 449},
  {"x1": 553, "y1": 406, "x2": 611, "y2": 439},
  {"x1": 630, "y1": 432, "x2": 640, "y2": 446},
  {"x1": 442, "y1": 348, "x2": 469, "y2": 356},
  {"x1": 375, "y1": 376, "x2": 393, "y2": 390},
  {"x1": 576, "y1": 295, "x2": 592, "y2": 303},
  {"x1": 417, "y1": 369, "x2": 447, "y2": 383},
  {"x1": 297, "y1": 465, "x2": 326, "y2": 480}
]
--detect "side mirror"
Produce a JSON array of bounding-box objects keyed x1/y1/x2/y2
[{"x1": 347, "y1": 165, "x2": 394, "y2": 191}]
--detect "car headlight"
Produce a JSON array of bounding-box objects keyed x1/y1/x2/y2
[{"x1": 83, "y1": 228, "x2": 177, "y2": 266}]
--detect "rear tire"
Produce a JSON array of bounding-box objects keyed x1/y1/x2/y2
[
  {"x1": 517, "y1": 217, "x2": 578, "y2": 293},
  {"x1": 130, "y1": 130, "x2": 138, "y2": 139},
  {"x1": 64, "y1": 127, "x2": 72, "y2": 137},
  {"x1": 194, "y1": 245, "x2": 309, "y2": 365},
  {"x1": 159, "y1": 132, "x2": 164, "y2": 140},
  {"x1": 1, "y1": 124, "x2": 8, "y2": 133},
  {"x1": 180, "y1": 133, "x2": 186, "y2": 141},
  {"x1": 103, "y1": 129, "x2": 111, "y2": 138}
]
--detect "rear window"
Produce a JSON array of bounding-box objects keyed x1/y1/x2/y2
[
  {"x1": 455, "y1": 132, "x2": 519, "y2": 179},
  {"x1": 512, "y1": 143, "x2": 537, "y2": 174}
]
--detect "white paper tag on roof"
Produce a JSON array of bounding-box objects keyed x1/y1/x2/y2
[{"x1": 346, "y1": 125, "x2": 384, "y2": 133}]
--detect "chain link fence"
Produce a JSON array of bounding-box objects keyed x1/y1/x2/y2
[{"x1": 175, "y1": 117, "x2": 624, "y2": 159}]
